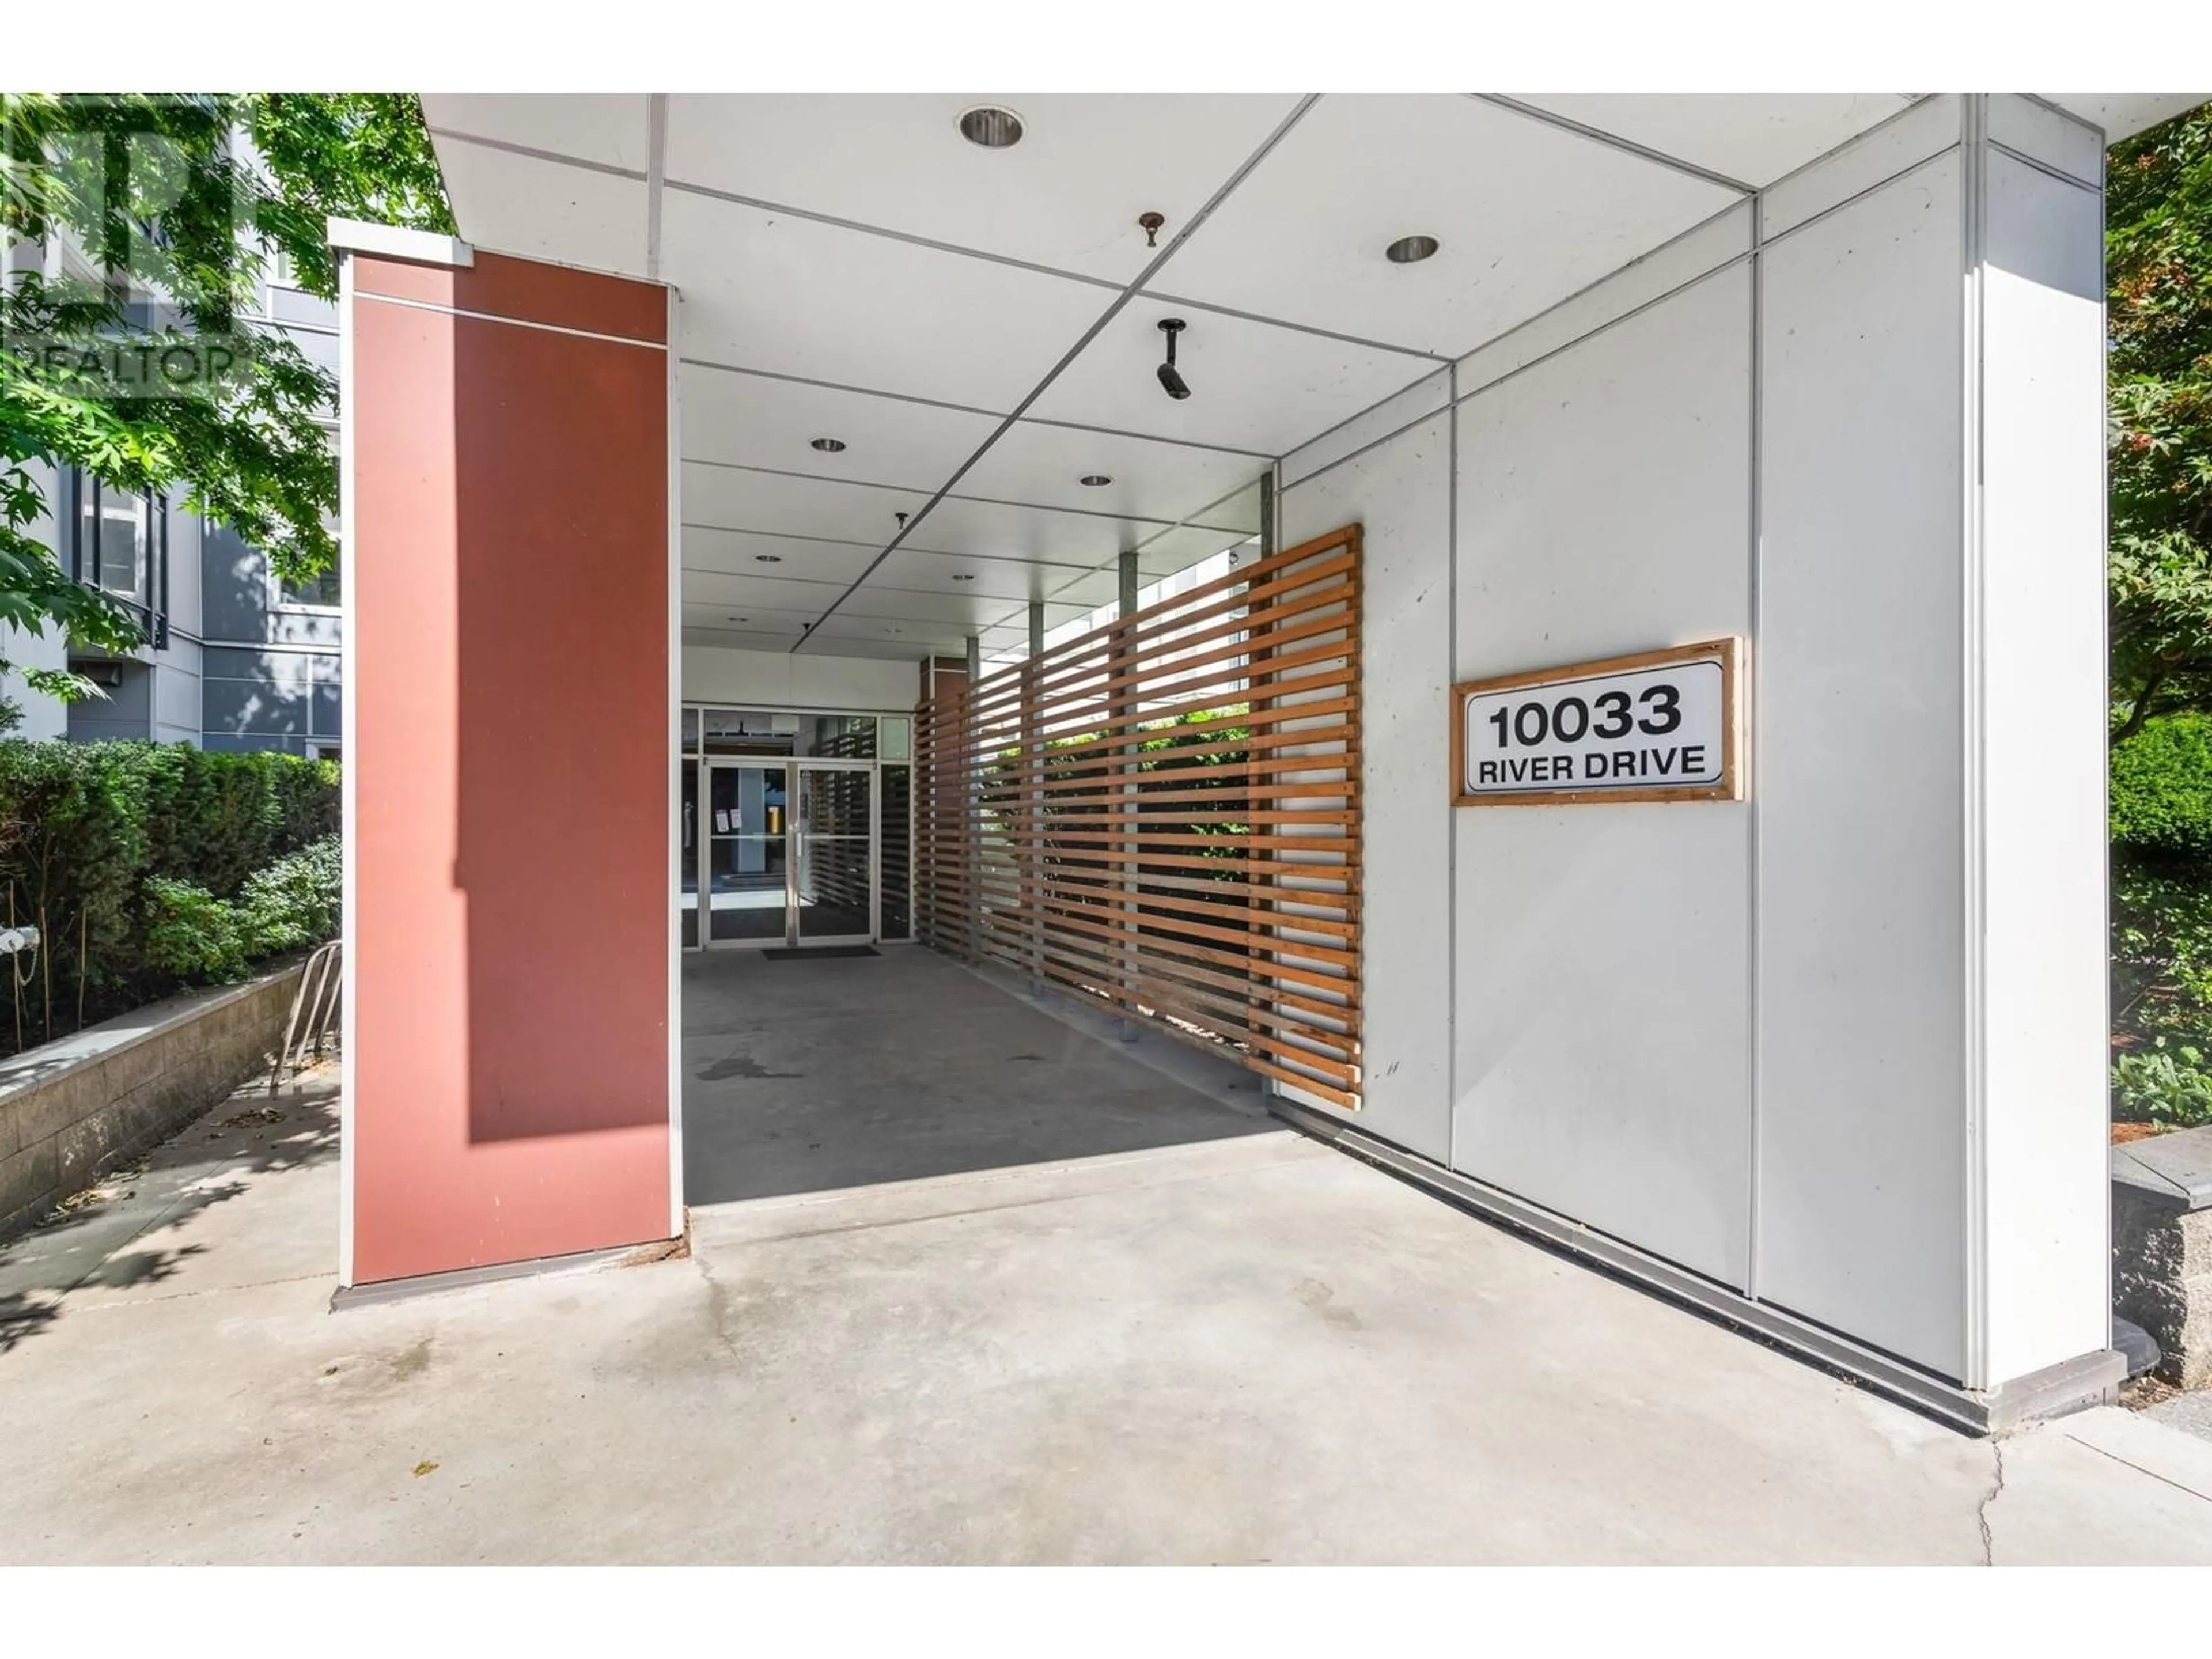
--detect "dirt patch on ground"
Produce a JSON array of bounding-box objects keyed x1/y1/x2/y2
[{"x1": 2113, "y1": 1122, "x2": 2172, "y2": 1145}]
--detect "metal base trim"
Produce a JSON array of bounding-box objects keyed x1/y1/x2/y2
[
  {"x1": 331, "y1": 1228, "x2": 685, "y2": 1312},
  {"x1": 1267, "y1": 1096, "x2": 2122, "y2": 1437}
]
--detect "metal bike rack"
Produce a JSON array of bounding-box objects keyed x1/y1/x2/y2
[{"x1": 268, "y1": 938, "x2": 343, "y2": 1094}]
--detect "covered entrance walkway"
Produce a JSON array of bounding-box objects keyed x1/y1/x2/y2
[{"x1": 680, "y1": 946, "x2": 1277, "y2": 1209}]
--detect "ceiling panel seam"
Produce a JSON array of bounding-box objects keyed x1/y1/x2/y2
[
  {"x1": 790, "y1": 93, "x2": 1323, "y2": 653},
  {"x1": 677, "y1": 357, "x2": 1277, "y2": 460},
  {"x1": 1035, "y1": 478, "x2": 1265, "y2": 606},
  {"x1": 1469, "y1": 95, "x2": 1758, "y2": 195},
  {"x1": 684, "y1": 521, "x2": 1105, "y2": 570},
  {"x1": 681, "y1": 457, "x2": 1252, "y2": 533},
  {"x1": 1138, "y1": 288, "x2": 1451, "y2": 362}
]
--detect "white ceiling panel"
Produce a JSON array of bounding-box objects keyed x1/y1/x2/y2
[
  {"x1": 1027, "y1": 300, "x2": 1437, "y2": 456},
  {"x1": 679, "y1": 363, "x2": 1001, "y2": 487},
  {"x1": 683, "y1": 569, "x2": 848, "y2": 612},
  {"x1": 1203, "y1": 480, "x2": 1266, "y2": 536},
  {"x1": 661, "y1": 186, "x2": 1105, "y2": 410},
  {"x1": 423, "y1": 95, "x2": 653, "y2": 173},
  {"x1": 433, "y1": 139, "x2": 650, "y2": 279},
  {"x1": 872, "y1": 546, "x2": 1097, "y2": 604},
  {"x1": 792, "y1": 633, "x2": 938, "y2": 662},
  {"x1": 685, "y1": 627, "x2": 815, "y2": 654},
  {"x1": 1152, "y1": 95, "x2": 1738, "y2": 358},
  {"x1": 1512, "y1": 94, "x2": 1914, "y2": 188},
  {"x1": 683, "y1": 464, "x2": 926, "y2": 548},
  {"x1": 683, "y1": 601, "x2": 827, "y2": 636},
  {"x1": 2042, "y1": 93, "x2": 2206, "y2": 142},
  {"x1": 681, "y1": 526, "x2": 880, "y2": 585},
  {"x1": 1131, "y1": 524, "x2": 1258, "y2": 578},
  {"x1": 663, "y1": 95, "x2": 1301, "y2": 283},
  {"x1": 835, "y1": 584, "x2": 1077, "y2": 630},
  {"x1": 806, "y1": 611, "x2": 981, "y2": 651},
  {"x1": 961, "y1": 421, "x2": 1265, "y2": 525},
  {"x1": 903, "y1": 493, "x2": 1170, "y2": 567}
]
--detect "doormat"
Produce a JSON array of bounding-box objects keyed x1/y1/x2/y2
[{"x1": 759, "y1": 945, "x2": 880, "y2": 961}]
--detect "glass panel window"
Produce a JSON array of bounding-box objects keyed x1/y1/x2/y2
[
  {"x1": 279, "y1": 551, "x2": 341, "y2": 608},
  {"x1": 808, "y1": 714, "x2": 877, "y2": 759},
  {"x1": 71, "y1": 471, "x2": 165, "y2": 642},
  {"x1": 90, "y1": 485, "x2": 147, "y2": 600}
]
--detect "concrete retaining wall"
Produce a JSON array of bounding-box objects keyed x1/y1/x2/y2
[
  {"x1": 2113, "y1": 1126, "x2": 2212, "y2": 1389},
  {"x1": 0, "y1": 961, "x2": 306, "y2": 1241}
]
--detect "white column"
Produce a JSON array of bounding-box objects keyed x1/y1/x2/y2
[{"x1": 1758, "y1": 94, "x2": 2110, "y2": 1397}]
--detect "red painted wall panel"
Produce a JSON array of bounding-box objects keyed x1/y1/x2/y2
[{"x1": 349, "y1": 251, "x2": 671, "y2": 1283}]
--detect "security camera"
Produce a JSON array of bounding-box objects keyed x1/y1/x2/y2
[{"x1": 1157, "y1": 318, "x2": 1191, "y2": 400}]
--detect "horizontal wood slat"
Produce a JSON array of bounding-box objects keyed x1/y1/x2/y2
[{"x1": 915, "y1": 524, "x2": 1362, "y2": 1109}]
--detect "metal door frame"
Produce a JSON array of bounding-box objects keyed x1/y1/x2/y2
[
  {"x1": 699, "y1": 757, "x2": 793, "y2": 951},
  {"x1": 790, "y1": 757, "x2": 877, "y2": 948}
]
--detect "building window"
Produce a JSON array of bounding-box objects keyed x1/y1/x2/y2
[
  {"x1": 278, "y1": 546, "x2": 341, "y2": 609},
  {"x1": 68, "y1": 469, "x2": 169, "y2": 648}
]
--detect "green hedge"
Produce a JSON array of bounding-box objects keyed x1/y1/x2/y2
[
  {"x1": 2113, "y1": 715, "x2": 2212, "y2": 857},
  {"x1": 0, "y1": 740, "x2": 339, "y2": 1055}
]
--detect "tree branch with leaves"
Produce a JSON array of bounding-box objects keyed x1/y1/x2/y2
[
  {"x1": 2109, "y1": 105, "x2": 2212, "y2": 745},
  {"x1": 0, "y1": 92, "x2": 452, "y2": 714}
]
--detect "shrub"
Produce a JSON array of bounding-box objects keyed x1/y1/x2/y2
[
  {"x1": 2113, "y1": 715, "x2": 2212, "y2": 857},
  {"x1": 238, "y1": 835, "x2": 341, "y2": 956},
  {"x1": 142, "y1": 877, "x2": 248, "y2": 984},
  {"x1": 2115, "y1": 1039, "x2": 2212, "y2": 1128},
  {"x1": 0, "y1": 740, "x2": 339, "y2": 1054}
]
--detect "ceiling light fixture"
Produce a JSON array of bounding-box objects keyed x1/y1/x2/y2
[
  {"x1": 1385, "y1": 234, "x2": 1441, "y2": 264},
  {"x1": 1080, "y1": 474, "x2": 1112, "y2": 487},
  {"x1": 810, "y1": 437, "x2": 846, "y2": 453},
  {"x1": 755, "y1": 554, "x2": 783, "y2": 563},
  {"x1": 958, "y1": 105, "x2": 1024, "y2": 149},
  {"x1": 1156, "y1": 318, "x2": 1191, "y2": 401}
]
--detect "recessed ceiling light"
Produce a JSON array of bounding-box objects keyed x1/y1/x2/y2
[
  {"x1": 755, "y1": 554, "x2": 782, "y2": 563},
  {"x1": 810, "y1": 437, "x2": 846, "y2": 453},
  {"x1": 1385, "y1": 234, "x2": 1441, "y2": 265},
  {"x1": 1080, "y1": 474, "x2": 1112, "y2": 487},
  {"x1": 958, "y1": 105, "x2": 1024, "y2": 149}
]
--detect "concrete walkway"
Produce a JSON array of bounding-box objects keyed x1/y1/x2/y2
[{"x1": 6, "y1": 953, "x2": 2212, "y2": 1563}]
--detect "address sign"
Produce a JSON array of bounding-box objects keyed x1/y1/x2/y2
[{"x1": 1452, "y1": 638, "x2": 1743, "y2": 806}]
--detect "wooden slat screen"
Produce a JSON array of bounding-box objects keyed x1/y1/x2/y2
[{"x1": 915, "y1": 524, "x2": 1362, "y2": 1109}]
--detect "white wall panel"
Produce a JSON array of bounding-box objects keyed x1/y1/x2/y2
[
  {"x1": 1760, "y1": 96, "x2": 1959, "y2": 243},
  {"x1": 1988, "y1": 96, "x2": 2103, "y2": 188},
  {"x1": 1978, "y1": 151, "x2": 2110, "y2": 1384},
  {"x1": 1282, "y1": 415, "x2": 1455, "y2": 1161},
  {"x1": 1756, "y1": 155, "x2": 1967, "y2": 1377},
  {"x1": 681, "y1": 645, "x2": 919, "y2": 712},
  {"x1": 1452, "y1": 266, "x2": 1753, "y2": 1287},
  {"x1": 1281, "y1": 368, "x2": 1450, "y2": 488},
  {"x1": 1456, "y1": 202, "x2": 1751, "y2": 402}
]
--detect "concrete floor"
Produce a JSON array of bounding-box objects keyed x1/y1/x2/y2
[{"x1": 7, "y1": 949, "x2": 2212, "y2": 1563}]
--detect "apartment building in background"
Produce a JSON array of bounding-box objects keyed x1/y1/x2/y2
[{"x1": 2, "y1": 244, "x2": 342, "y2": 759}]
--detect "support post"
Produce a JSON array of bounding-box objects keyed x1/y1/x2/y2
[
  {"x1": 1116, "y1": 547, "x2": 1141, "y2": 1040},
  {"x1": 962, "y1": 634, "x2": 980, "y2": 964},
  {"x1": 1024, "y1": 600, "x2": 1046, "y2": 988}
]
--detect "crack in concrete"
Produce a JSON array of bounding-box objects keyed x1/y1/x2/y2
[{"x1": 1976, "y1": 1441, "x2": 2006, "y2": 1566}]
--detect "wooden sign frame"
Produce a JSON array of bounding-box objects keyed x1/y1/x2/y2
[{"x1": 1450, "y1": 637, "x2": 1744, "y2": 808}]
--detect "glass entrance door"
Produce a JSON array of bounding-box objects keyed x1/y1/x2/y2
[
  {"x1": 703, "y1": 761, "x2": 789, "y2": 945},
  {"x1": 793, "y1": 763, "x2": 873, "y2": 943}
]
